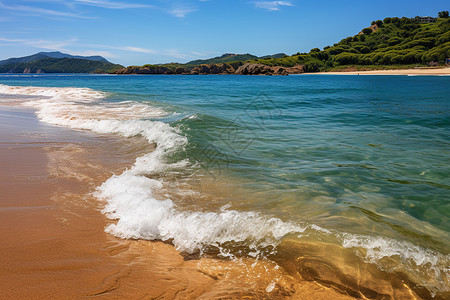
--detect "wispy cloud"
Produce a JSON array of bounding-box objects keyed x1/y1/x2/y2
[
  {"x1": 0, "y1": 16, "x2": 13, "y2": 22},
  {"x1": 167, "y1": 4, "x2": 196, "y2": 18},
  {"x1": 74, "y1": 0, "x2": 153, "y2": 9},
  {"x1": 254, "y1": 1, "x2": 293, "y2": 11},
  {"x1": 0, "y1": 37, "x2": 118, "y2": 57},
  {"x1": 118, "y1": 46, "x2": 157, "y2": 54},
  {"x1": 0, "y1": 37, "x2": 78, "y2": 50},
  {"x1": 0, "y1": 1, "x2": 88, "y2": 18},
  {"x1": 0, "y1": 35, "x2": 216, "y2": 63}
]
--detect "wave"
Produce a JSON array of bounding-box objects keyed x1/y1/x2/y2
[
  {"x1": 1, "y1": 84, "x2": 448, "y2": 295},
  {"x1": 0, "y1": 84, "x2": 305, "y2": 257},
  {"x1": 341, "y1": 233, "x2": 449, "y2": 296}
]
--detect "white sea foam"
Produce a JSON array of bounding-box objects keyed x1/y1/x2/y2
[{"x1": 341, "y1": 233, "x2": 450, "y2": 295}]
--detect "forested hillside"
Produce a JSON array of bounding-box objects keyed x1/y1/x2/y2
[{"x1": 253, "y1": 16, "x2": 450, "y2": 71}]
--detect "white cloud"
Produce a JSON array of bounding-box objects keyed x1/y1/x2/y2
[
  {"x1": 0, "y1": 1, "x2": 88, "y2": 18},
  {"x1": 0, "y1": 37, "x2": 115, "y2": 57},
  {"x1": 254, "y1": 1, "x2": 293, "y2": 11},
  {"x1": 0, "y1": 37, "x2": 78, "y2": 50},
  {"x1": 74, "y1": 0, "x2": 153, "y2": 9},
  {"x1": 168, "y1": 5, "x2": 196, "y2": 18},
  {"x1": 0, "y1": 36, "x2": 216, "y2": 64},
  {"x1": 116, "y1": 46, "x2": 157, "y2": 54}
]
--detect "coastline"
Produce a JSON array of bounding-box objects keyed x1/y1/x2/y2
[
  {"x1": 0, "y1": 105, "x2": 355, "y2": 299},
  {"x1": 314, "y1": 67, "x2": 450, "y2": 76}
]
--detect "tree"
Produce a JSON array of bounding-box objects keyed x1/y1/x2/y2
[
  {"x1": 438, "y1": 11, "x2": 449, "y2": 18},
  {"x1": 362, "y1": 28, "x2": 373, "y2": 34},
  {"x1": 375, "y1": 20, "x2": 383, "y2": 27},
  {"x1": 310, "y1": 48, "x2": 320, "y2": 53}
]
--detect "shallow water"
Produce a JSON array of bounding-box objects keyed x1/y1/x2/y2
[{"x1": 0, "y1": 74, "x2": 449, "y2": 298}]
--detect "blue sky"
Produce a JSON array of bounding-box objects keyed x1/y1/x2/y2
[{"x1": 0, "y1": 0, "x2": 448, "y2": 66}]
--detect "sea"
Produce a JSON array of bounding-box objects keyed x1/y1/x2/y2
[{"x1": 0, "y1": 74, "x2": 449, "y2": 299}]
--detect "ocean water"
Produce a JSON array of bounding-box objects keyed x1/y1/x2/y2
[{"x1": 0, "y1": 74, "x2": 449, "y2": 298}]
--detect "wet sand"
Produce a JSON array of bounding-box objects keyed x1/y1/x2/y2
[
  {"x1": 317, "y1": 67, "x2": 450, "y2": 75},
  {"x1": 0, "y1": 106, "x2": 355, "y2": 299}
]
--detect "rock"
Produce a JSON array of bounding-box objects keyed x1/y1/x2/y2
[{"x1": 234, "y1": 63, "x2": 303, "y2": 75}]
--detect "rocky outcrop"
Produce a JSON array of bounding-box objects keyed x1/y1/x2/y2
[
  {"x1": 190, "y1": 63, "x2": 237, "y2": 75},
  {"x1": 115, "y1": 66, "x2": 189, "y2": 75},
  {"x1": 234, "y1": 63, "x2": 303, "y2": 75}
]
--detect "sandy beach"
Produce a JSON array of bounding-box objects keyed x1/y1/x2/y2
[
  {"x1": 0, "y1": 105, "x2": 357, "y2": 299},
  {"x1": 317, "y1": 67, "x2": 450, "y2": 76}
]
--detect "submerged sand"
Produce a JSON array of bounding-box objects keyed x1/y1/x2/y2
[{"x1": 0, "y1": 106, "x2": 356, "y2": 299}]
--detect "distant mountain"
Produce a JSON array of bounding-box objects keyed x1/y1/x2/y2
[
  {"x1": 0, "y1": 57, "x2": 123, "y2": 74},
  {"x1": 185, "y1": 53, "x2": 258, "y2": 65},
  {"x1": 0, "y1": 51, "x2": 110, "y2": 66},
  {"x1": 40, "y1": 51, "x2": 109, "y2": 62}
]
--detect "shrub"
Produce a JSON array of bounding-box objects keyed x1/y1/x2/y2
[
  {"x1": 333, "y1": 53, "x2": 360, "y2": 65},
  {"x1": 303, "y1": 61, "x2": 321, "y2": 72},
  {"x1": 438, "y1": 11, "x2": 449, "y2": 18}
]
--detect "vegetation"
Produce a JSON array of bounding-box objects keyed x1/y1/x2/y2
[
  {"x1": 185, "y1": 53, "x2": 258, "y2": 65},
  {"x1": 0, "y1": 57, "x2": 123, "y2": 73},
  {"x1": 248, "y1": 15, "x2": 450, "y2": 72},
  {"x1": 0, "y1": 51, "x2": 109, "y2": 66},
  {"x1": 438, "y1": 11, "x2": 449, "y2": 19}
]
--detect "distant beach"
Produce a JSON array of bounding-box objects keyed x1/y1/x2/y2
[{"x1": 318, "y1": 67, "x2": 450, "y2": 76}]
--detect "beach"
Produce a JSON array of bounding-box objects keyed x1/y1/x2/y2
[
  {"x1": 0, "y1": 105, "x2": 355, "y2": 299},
  {"x1": 318, "y1": 67, "x2": 450, "y2": 75},
  {"x1": 0, "y1": 75, "x2": 448, "y2": 299}
]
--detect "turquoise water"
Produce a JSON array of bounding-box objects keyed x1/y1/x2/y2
[{"x1": 1, "y1": 74, "x2": 449, "y2": 298}]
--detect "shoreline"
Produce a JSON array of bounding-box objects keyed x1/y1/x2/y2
[
  {"x1": 2, "y1": 66, "x2": 450, "y2": 76},
  {"x1": 0, "y1": 105, "x2": 356, "y2": 299},
  {"x1": 314, "y1": 67, "x2": 450, "y2": 76}
]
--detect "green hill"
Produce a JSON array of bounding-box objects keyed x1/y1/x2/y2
[
  {"x1": 185, "y1": 53, "x2": 258, "y2": 65},
  {"x1": 0, "y1": 57, "x2": 123, "y2": 73},
  {"x1": 0, "y1": 51, "x2": 110, "y2": 66},
  {"x1": 250, "y1": 15, "x2": 450, "y2": 72}
]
